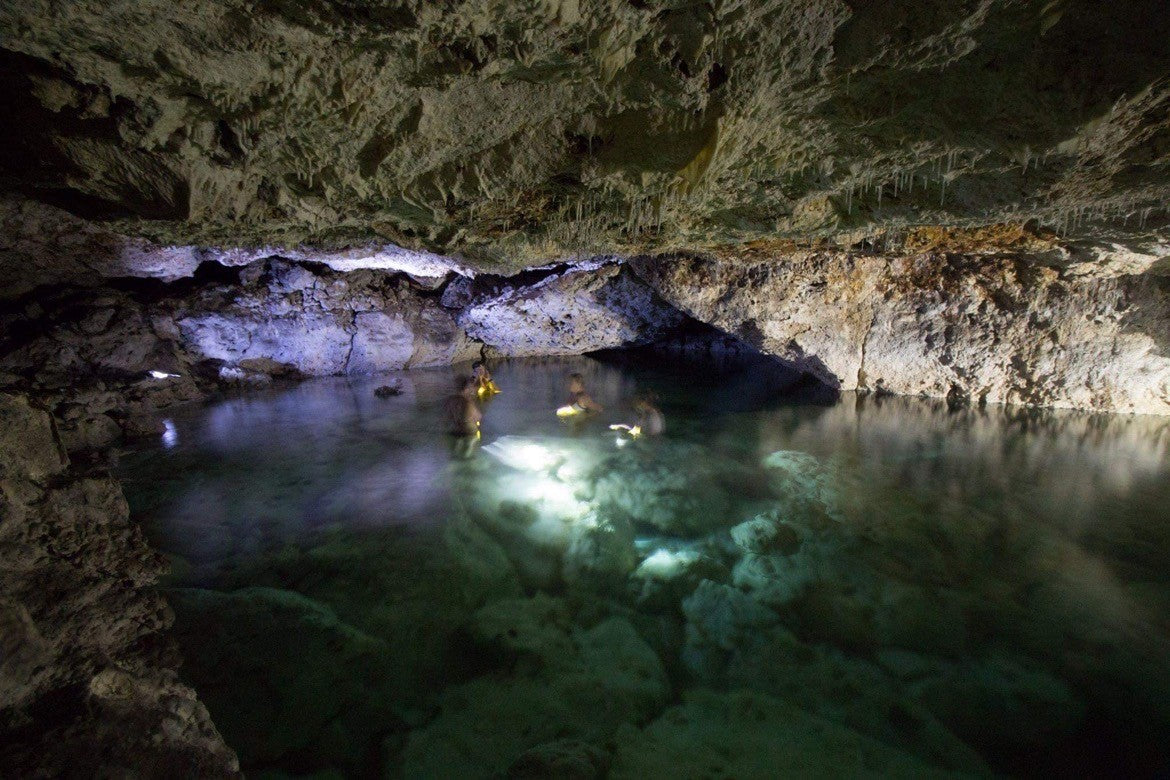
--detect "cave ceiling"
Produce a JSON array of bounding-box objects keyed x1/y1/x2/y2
[{"x1": 1, "y1": 0, "x2": 1168, "y2": 270}]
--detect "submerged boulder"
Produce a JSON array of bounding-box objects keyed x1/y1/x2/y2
[
  {"x1": 587, "y1": 443, "x2": 764, "y2": 536},
  {"x1": 402, "y1": 609, "x2": 668, "y2": 778},
  {"x1": 169, "y1": 586, "x2": 399, "y2": 776},
  {"x1": 609, "y1": 688, "x2": 948, "y2": 778}
]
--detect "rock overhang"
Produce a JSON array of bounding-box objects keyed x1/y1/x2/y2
[{"x1": 0, "y1": 0, "x2": 1167, "y2": 270}]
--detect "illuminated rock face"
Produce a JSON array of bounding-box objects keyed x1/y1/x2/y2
[
  {"x1": 0, "y1": 2, "x2": 1167, "y2": 263},
  {"x1": 457, "y1": 261, "x2": 685, "y2": 357},
  {"x1": 632, "y1": 248, "x2": 1170, "y2": 414},
  {"x1": 0, "y1": 256, "x2": 697, "y2": 449},
  {"x1": 0, "y1": 393, "x2": 239, "y2": 777}
]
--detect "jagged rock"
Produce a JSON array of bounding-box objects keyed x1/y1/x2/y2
[
  {"x1": 633, "y1": 249, "x2": 1170, "y2": 414},
  {"x1": 458, "y1": 263, "x2": 685, "y2": 356},
  {"x1": 0, "y1": 392, "x2": 238, "y2": 777},
  {"x1": 0, "y1": 4, "x2": 1166, "y2": 262}
]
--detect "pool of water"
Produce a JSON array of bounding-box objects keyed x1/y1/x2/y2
[{"x1": 119, "y1": 355, "x2": 1170, "y2": 778}]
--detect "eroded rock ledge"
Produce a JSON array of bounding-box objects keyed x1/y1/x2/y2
[
  {"x1": 0, "y1": 393, "x2": 239, "y2": 777},
  {"x1": 631, "y1": 247, "x2": 1170, "y2": 414}
]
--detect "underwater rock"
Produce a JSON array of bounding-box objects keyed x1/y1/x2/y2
[
  {"x1": 373, "y1": 380, "x2": 404, "y2": 398},
  {"x1": 403, "y1": 609, "x2": 667, "y2": 778},
  {"x1": 631, "y1": 545, "x2": 730, "y2": 610},
  {"x1": 587, "y1": 443, "x2": 763, "y2": 536},
  {"x1": 729, "y1": 513, "x2": 803, "y2": 556},
  {"x1": 562, "y1": 513, "x2": 638, "y2": 590},
  {"x1": 680, "y1": 580, "x2": 782, "y2": 679},
  {"x1": 442, "y1": 513, "x2": 524, "y2": 599},
  {"x1": 761, "y1": 449, "x2": 844, "y2": 524},
  {"x1": 906, "y1": 653, "x2": 1087, "y2": 763},
  {"x1": 169, "y1": 586, "x2": 398, "y2": 776},
  {"x1": 471, "y1": 594, "x2": 576, "y2": 670},
  {"x1": 609, "y1": 688, "x2": 949, "y2": 778},
  {"x1": 507, "y1": 739, "x2": 610, "y2": 779}
]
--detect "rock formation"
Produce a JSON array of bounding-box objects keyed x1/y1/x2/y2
[
  {"x1": 0, "y1": 255, "x2": 693, "y2": 453},
  {"x1": 0, "y1": 1, "x2": 1166, "y2": 262},
  {"x1": 0, "y1": 393, "x2": 239, "y2": 777},
  {"x1": 631, "y1": 237, "x2": 1170, "y2": 414}
]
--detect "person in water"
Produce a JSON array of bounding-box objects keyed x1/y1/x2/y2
[
  {"x1": 471, "y1": 360, "x2": 500, "y2": 398},
  {"x1": 611, "y1": 388, "x2": 665, "y2": 437},
  {"x1": 444, "y1": 375, "x2": 483, "y2": 437},
  {"x1": 558, "y1": 372, "x2": 603, "y2": 418}
]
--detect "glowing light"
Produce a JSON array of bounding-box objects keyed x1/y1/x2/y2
[
  {"x1": 636, "y1": 548, "x2": 699, "y2": 580},
  {"x1": 149, "y1": 370, "x2": 180, "y2": 379},
  {"x1": 482, "y1": 438, "x2": 562, "y2": 472},
  {"x1": 162, "y1": 419, "x2": 178, "y2": 448},
  {"x1": 524, "y1": 476, "x2": 587, "y2": 518},
  {"x1": 556, "y1": 405, "x2": 582, "y2": 418}
]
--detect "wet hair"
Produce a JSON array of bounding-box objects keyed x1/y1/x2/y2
[
  {"x1": 472, "y1": 360, "x2": 484, "y2": 370},
  {"x1": 568, "y1": 372, "x2": 585, "y2": 383},
  {"x1": 634, "y1": 388, "x2": 660, "y2": 405}
]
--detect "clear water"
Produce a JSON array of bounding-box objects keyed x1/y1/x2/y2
[{"x1": 119, "y1": 356, "x2": 1170, "y2": 779}]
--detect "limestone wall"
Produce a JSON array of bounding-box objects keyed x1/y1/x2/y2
[{"x1": 632, "y1": 249, "x2": 1170, "y2": 415}]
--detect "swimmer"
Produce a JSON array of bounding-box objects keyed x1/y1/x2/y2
[
  {"x1": 472, "y1": 360, "x2": 500, "y2": 398},
  {"x1": 610, "y1": 388, "x2": 665, "y2": 437},
  {"x1": 443, "y1": 375, "x2": 483, "y2": 437},
  {"x1": 557, "y1": 372, "x2": 603, "y2": 418}
]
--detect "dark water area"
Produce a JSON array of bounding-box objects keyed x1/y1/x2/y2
[{"x1": 118, "y1": 355, "x2": 1170, "y2": 779}]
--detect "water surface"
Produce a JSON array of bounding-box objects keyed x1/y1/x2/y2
[{"x1": 120, "y1": 356, "x2": 1170, "y2": 778}]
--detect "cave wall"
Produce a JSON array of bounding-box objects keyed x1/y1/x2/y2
[
  {"x1": 632, "y1": 246, "x2": 1170, "y2": 415},
  {"x1": 0, "y1": 256, "x2": 690, "y2": 451},
  {"x1": 0, "y1": 393, "x2": 239, "y2": 777}
]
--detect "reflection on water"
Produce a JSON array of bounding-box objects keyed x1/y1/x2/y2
[{"x1": 119, "y1": 356, "x2": 1170, "y2": 779}]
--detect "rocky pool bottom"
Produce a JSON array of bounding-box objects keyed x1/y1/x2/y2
[{"x1": 118, "y1": 356, "x2": 1170, "y2": 778}]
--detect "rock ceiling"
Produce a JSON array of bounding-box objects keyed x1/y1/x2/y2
[{"x1": 1, "y1": 0, "x2": 1168, "y2": 269}]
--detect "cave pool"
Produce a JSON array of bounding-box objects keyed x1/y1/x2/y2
[{"x1": 118, "y1": 354, "x2": 1170, "y2": 778}]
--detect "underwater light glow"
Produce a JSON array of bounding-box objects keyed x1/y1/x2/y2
[
  {"x1": 162, "y1": 419, "x2": 178, "y2": 448},
  {"x1": 482, "y1": 438, "x2": 565, "y2": 472},
  {"x1": 556, "y1": 405, "x2": 582, "y2": 418},
  {"x1": 636, "y1": 548, "x2": 699, "y2": 579},
  {"x1": 149, "y1": 370, "x2": 181, "y2": 379},
  {"x1": 524, "y1": 476, "x2": 588, "y2": 518}
]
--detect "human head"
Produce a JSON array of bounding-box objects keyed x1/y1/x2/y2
[
  {"x1": 633, "y1": 388, "x2": 658, "y2": 411},
  {"x1": 568, "y1": 372, "x2": 585, "y2": 393},
  {"x1": 472, "y1": 360, "x2": 485, "y2": 375}
]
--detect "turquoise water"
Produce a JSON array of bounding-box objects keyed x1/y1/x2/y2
[{"x1": 119, "y1": 356, "x2": 1170, "y2": 778}]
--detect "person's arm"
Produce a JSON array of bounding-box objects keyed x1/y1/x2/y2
[{"x1": 581, "y1": 393, "x2": 603, "y2": 412}]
